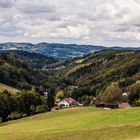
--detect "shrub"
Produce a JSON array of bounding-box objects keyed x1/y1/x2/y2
[
  {"x1": 128, "y1": 81, "x2": 140, "y2": 104},
  {"x1": 8, "y1": 112, "x2": 22, "y2": 120},
  {"x1": 134, "y1": 99, "x2": 140, "y2": 106},
  {"x1": 36, "y1": 105, "x2": 47, "y2": 113}
]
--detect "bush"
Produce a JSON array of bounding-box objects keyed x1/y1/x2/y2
[
  {"x1": 128, "y1": 81, "x2": 140, "y2": 104},
  {"x1": 36, "y1": 105, "x2": 47, "y2": 113},
  {"x1": 8, "y1": 112, "x2": 22, "y2": 120},
  {"x1": 134, "y1": 99, "x2": 140, "y2": 106}
]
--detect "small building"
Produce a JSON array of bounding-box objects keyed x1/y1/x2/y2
[
  {"x1": 122, "y1": 92, "x2": 131, "y2": 97},
  {"x1": 118, "y1": 102, "x2": 131, "y2": 109},
  {"x1": 58, "y1": 100, "x2": 70, "y2": 108},
  {"x1": 44, "y1": 92, "x2": 48, "y2": 96},
  {"x1": 122, "y1": 92, "x2": 128, "y2": 97},
  {"x1": 57, "y1": 98, "x2": 77, "y2": 108},
  {"x1": 63, "y1": 98, "x2": 77, "y2": 105}
]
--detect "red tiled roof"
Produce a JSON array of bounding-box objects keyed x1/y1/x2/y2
[
  {"x1": 118, "y1": 103, "x2": 131, "y2": 109},
  {"x1": 63, "y1": 98, "x2": 76, "y2": 104}
]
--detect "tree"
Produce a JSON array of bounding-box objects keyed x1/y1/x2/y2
[
  {"x1": 56, "y1": 90, "x2": 64, "y2": 100},
  {"x1": 0, "y1": 90, "x2": 14, "y2": 122},
  {"x1": 16, "y1": 82, "x2": 31, "y2": 90},
  {"x1": 14, "y1": 90, "x2": 41, "y2": 116},
  {"x1": 47, "y1": 89, "x2": 55, "y2": 111},
  {"x1": 128, "y1": 81, "x2": 140, "y2": 105},
  {"x1": 135, "y1": 99, "x2": 140, "y2": 106},
  {"x1": 101, "y1": 82, "x2": 122, "y2": 104}
]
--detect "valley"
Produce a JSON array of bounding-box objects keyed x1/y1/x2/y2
[
  {"x1": 0, "y1": 48, "x2": 140, "y2": 140},
  {"x1": 1, "y1": 1, "x2": 140, "y2": 139}
]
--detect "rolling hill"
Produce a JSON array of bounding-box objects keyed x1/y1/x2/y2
[
  {"x1": 0, "y1": 51, "x2": 57, "y2": 92},
  {"x1": 1, "y1": 42, "x2": 140, "y2": 59},
  {"x1": 57, "y1": 50, "x2": 140, "y2": 98},
  {"x1": 0, "y1": 107, "x2": 140, "y2": 140},
  {"x1": 0, "y1": 42, "x2": 106, "y2": 59},
  {"x1": 0, "y1": 50, "x2": 57, "y2": 69}
]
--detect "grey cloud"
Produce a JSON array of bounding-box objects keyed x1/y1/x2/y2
[
  {"x1": 0, "y1": 0, "x2": 13, "y2": 8},
  {"x1": 134, "y1": 0, "x2": 140, "y2": 4},
  {"x1": 14, "y1": 1, "x2": 55, "y2": 14},
  {"x1": 13, "y1": 1, "x2": 60, "y2": 22},
  {"x1": 0, "y1": 0, "x2": 140, "y2": 47},
  {"x1": 0, "y1": 25, "x2": 23, "y2": 36},
  {"x1": 113, "y1": 27, "x2": 130, "y2": 32}
]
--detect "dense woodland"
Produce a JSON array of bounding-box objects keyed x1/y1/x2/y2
[
  {"x1": 58, "y1": 50, "x2": 140, "y2": 98},
  {"x1": 0, "y1": 50, "x2": 140, "y2": 122},
  {"x1": 0, "y1": 51, "x2": 58, "y2": 92},
  {"x1": 53, "y1": 50, "x2": 140, "y2": 107}
]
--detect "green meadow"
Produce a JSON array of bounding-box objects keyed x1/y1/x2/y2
[
  {"x1": 0, "y1": 107, "x2": 140, "y2": 140},
  {"x1": 0, "y1": 83, "x2": 19, "y2": 94}
]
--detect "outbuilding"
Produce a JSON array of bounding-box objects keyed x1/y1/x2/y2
[{"x1": 58, "y1": 100, "x2": 70, "y2": 108}]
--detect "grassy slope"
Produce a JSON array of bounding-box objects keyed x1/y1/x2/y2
[
  {"x1": 0, "y1": 107, "x2": 140, "y2": 140},
  {"x1": 0, "y1": 83, "x2": 19, "y2": 94}
]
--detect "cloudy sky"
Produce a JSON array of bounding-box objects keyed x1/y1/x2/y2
[{"x1": 0, "y1": 0, "x2": 140, "y2": 47}]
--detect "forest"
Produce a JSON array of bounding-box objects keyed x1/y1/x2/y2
[{"x1": 0, "y1": 50, "x2": 140, "y2": 122}]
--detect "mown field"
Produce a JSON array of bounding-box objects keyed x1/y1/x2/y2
[
  {"x1": 0, "y1": 83, "x2": 19, "y2": 94},
  {"x1": 0, "y1": 107, "x2": 140, "y2": 140}
]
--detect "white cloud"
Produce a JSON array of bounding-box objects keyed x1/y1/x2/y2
[{"x1": 0, "y1": 0, "x2": 140, "y2": 47}]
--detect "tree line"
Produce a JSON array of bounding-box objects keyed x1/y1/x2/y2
[{"x1": 0, "y1": 89, "x2": 54, "y2": 122}]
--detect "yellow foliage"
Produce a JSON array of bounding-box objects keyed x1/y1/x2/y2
[{"x1": 56, "y1": 90, "x2": 64, "y2": 100}]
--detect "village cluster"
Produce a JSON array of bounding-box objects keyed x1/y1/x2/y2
[{"x1": 50, "y1": 92, "x2": 131, "y2": 111}]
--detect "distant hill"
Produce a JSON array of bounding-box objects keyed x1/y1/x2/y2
[
  {"x1": 0, "y1": 42, "x2": 106, "y2": 59},
  {"x1": 0, "y1": 50, "x2": 57, "y2": 69},
  {"x1": 0, "y1": 42, "x2": 140, "y2": 59}
]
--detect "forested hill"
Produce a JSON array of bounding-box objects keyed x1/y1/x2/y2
[
  {"x1": 0, "y1": 51, "x2": 57, "y2": 91},
  {"x1": 0, "y1": 50, "x2": 57, "y2": 69},
  {"x1": 0, "y1": 49, "x2": 140, "y2": 101},
  {"x1": 1, "y1": 42, "x2": 140, "y2": 59},
  {"x1": 0, "y1": 43, "x2": 106, "y2": 59},
  {"x1": 58, "y1": 50, "x2": 140, "y2": 97}
]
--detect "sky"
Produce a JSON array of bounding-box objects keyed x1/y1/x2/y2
[{"x1": 0, "y1": 0, "x2": 140, "y2": 47}]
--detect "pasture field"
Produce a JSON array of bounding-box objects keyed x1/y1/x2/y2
[
  {"x1": 0, "y1": 107, "x2": 140, "y2": 140},
  {"x1": 0, "y1": 83, "x2": 19, "y2": 94}
]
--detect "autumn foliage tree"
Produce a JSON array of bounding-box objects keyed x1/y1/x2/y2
[
  {"x1": 101, "y1": 82, "x2": 122, "y2": 104},
  {"x1": 128, "y1": 81, "x2": 140, "y2": 105},
  {"x1": 56, "y1": 90, "x2": 64, "y2": 101}
]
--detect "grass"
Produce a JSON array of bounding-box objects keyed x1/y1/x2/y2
[
  {"x1": 0, "y1": 107, "x2": 140, "y2": 140},
  {"x1": 0, "y1": 83, "x2": 19, "y2": 94}
]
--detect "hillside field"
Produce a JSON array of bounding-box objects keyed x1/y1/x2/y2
[
  {"x1": 0, "y1": 107, "x2": 140, "y2": 140},
  {"x1": 0, "y1": 83, "x2": 19, "y2": 94}
]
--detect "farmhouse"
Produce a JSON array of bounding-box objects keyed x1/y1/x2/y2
[
  {"x1": 64, "y1": 98, "x2": 77, "y2": 105},
  {"x1": 58, "y1": 98, "x2": 77, "y2": 108},
  {"x1": 58, "y1": 100, "x2": 70, "y2": 108}
]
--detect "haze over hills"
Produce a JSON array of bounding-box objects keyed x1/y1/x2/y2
[{"x1": 0, "y1": 42, "x2": 140, "y2": 59}]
